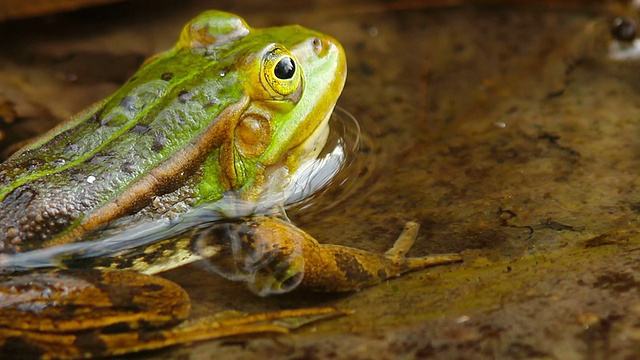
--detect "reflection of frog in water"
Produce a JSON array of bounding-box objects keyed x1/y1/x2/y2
[{"x1": 0, "y1": 11, "x2": 461, "y2": 358}]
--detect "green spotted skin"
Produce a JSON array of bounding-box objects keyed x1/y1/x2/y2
[
  {"x1": 0, "y1": 11, "x2": 348, "y2": 254},
  {"x1": 0, "y1": 55, "x2": 243, "y2": 252}
]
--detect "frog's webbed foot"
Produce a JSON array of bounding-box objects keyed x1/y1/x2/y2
[
  {"x1": 193, "y1": 219, "x2": 306, "y2": 296},
  {"x1": 195, "y1": 217, "x2": 462, "y2": 294}
]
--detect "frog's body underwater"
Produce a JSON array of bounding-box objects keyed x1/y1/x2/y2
[{"x1": 0, "y1": 10, "x2": 461, "y2": 359}]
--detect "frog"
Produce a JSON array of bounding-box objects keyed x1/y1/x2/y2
[{"x1": 0, "y1": 10, "x2": 462, "y2": 359}]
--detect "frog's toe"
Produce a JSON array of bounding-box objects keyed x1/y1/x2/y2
[
  {"x1": 384, "y1": 221, "x2": 421, "y2": 258},
  {"x1": 394, "y1": 253, "x2": 463, "y2": 273},
  {"x1": 385, "y1": 221, "x2": 462, "y2": 272}
]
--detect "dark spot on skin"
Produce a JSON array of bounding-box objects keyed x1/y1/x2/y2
[
  {"x1": 89, "y1": 107, "x2": 106, "y2": 123},
  {"x1": 73, "y1": 331, "x2": 109, "y2": 357},
  {"x1": 151, "y1": 132, "x2": 168, "y2": 152},
  {"x1": 161, "y1": 72, "x2": 174, "y2": 81},
  {"x1": 101, "y1": 322, "x2": 136, "y2": 334},
  {"x1": 71, "y1": 172, "x2": 86, "y2": 182},
  {"x1": 64, "y1": 142, "x2": 82, "y2": 155},
  {"x1": 142, "y1": 240, "x2": 181, "y2": 265},
  {"x1": 239, "y1": 222, "x2": 259, "y2": 250},
  {"x1": 195, "y1": 224, "x2": 237, "y2": 270},
  {"x1": 24, "y1": 157, "x2": 45, "y2": 171},
  {"x1": 129, "y1": 123, "x2": 151, "y2": 135},
  {"x1": 119, "y1": 96, "x2": 136, "y2": 111},
  {"x1": 334, "y1": 252, "x2": 373, "y2": 284},
  {"x1": 86, "y1": 151, "x2": 114, "y2": 165},
  {"x1": 109, "y1": 254, "x2": 137, "y2": 270},
  {"x1": 58, "y1": 304, "x2": 84, "y2": 321},
  {"x1": 260, "y1": 252, "x2": 293, "y2": 279},
  {"x1": 0, "y1": 337, "x2": 46, "y2": 359},
  {"x1": 205, "y1": 99, "x2": 220, "y2": 108},
  {"x1": 178, "y1": 90, "x2": 193, "y2": 103},
  {"x1": 139, "y1": 330, "x2": 169, "y2": 343},
  {"x1": 196, "y1": 224, "x2": 234, "y2": 250},
  {"x1": 87, "y1": 272, "x2": 138, "y2": 307},
  {"x1": 120, "y1": 160, "x2": 137, "y2": 174},
  {"x1": 99, "y1": 115, "x2": 119, "y2": 126},
  {"x1": 141, "y1": 283, "x2": 165, "y2": 292},
  {"x1": 72, "y1": 268, "x2": 107, "y2": 285}
]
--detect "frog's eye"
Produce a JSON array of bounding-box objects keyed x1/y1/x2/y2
[{"x1": 262, "y1": 47, "x2": 302, "y2": 98}]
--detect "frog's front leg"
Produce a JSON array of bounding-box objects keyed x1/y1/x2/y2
[{"x1": 196, "y1": 217, "x2": 462, "y2": 294}]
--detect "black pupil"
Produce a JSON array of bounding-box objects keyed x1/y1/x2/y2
[
  {"x1": 611, "y1": 17, "x2": 636, "y2": 42},
  {"x1": 274, "y1": 57, "x2": 295, "y2": 80}
]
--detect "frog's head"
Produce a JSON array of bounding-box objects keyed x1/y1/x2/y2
[{"x1": 178, "y1": 11, "x2": 347, "y2": 203}]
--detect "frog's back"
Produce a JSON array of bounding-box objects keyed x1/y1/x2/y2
[
  {"x1": 0, "y1": 10, "x2": 347, "y2": 255},
  {"x1": 0, "y1": 49, "x2": 246, "y2": 253}
]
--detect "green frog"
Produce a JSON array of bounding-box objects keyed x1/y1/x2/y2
[{"x1": 0, "y1": 10, "x2": 462, "y2": 358}]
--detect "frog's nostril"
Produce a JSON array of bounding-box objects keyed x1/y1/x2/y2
[
  {"x1": 312, "y1": 38, "x2": 322, "y2": 53},
  {"x1": 312, "y1": 37, "x2": 330, "y2": 56}
]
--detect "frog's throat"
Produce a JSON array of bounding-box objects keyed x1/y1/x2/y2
[
  {"x1": 289, "y1": 105, "x2": 334, "y2": 169},
  {"x1": 43, "y1": 97, "x2": 251, "y2": 248}
]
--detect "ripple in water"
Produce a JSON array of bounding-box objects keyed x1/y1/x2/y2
[{"x1": 286, "y1": 107, "x2": 377, "y2": 216}]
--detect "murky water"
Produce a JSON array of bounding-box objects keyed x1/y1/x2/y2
[{"x1": 2, "y1": 1, "x2": 640, "y2": 359}]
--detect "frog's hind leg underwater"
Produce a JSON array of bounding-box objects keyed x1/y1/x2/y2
[{"x1": 197, "y1": 216, "x2": 463, "y2": 295}]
